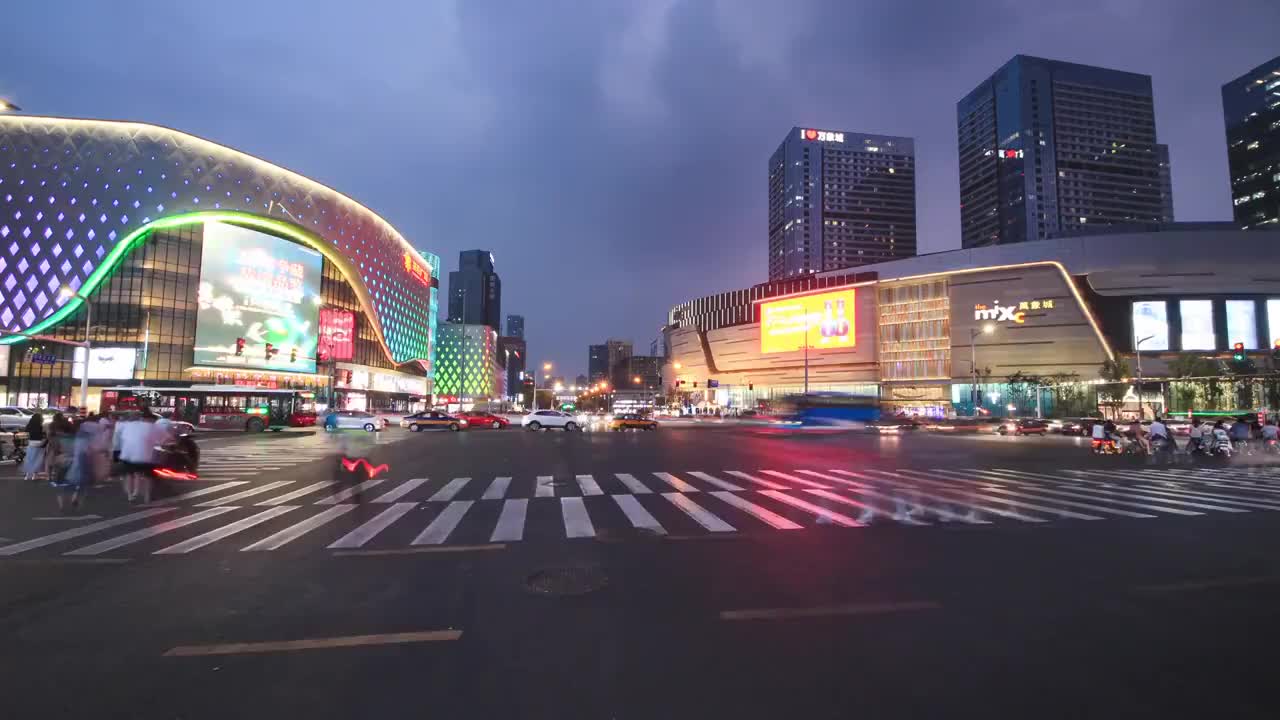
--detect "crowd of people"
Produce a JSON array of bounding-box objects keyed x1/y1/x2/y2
[
  {"x1": 20, "y1": 407, "x2": 179, "y2": 513},
  {"x1": 1091, "y1": 414, "x2": 1278, "y2": 456}
]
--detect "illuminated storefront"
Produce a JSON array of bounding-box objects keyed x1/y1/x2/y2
[{"x1": 0, "y1": 116, "x2": 438, "y2": 410}]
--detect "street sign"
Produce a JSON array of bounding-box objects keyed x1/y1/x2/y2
[
  {"x1": 29, "y1": 352, "x2": 58, "y2": 365},
  {"x1": 707, "y1": 379, "x2": 720, "y2": 388}
]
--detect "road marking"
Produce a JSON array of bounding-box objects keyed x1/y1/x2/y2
[
  {"x1": 490, "y1": 499, "x2": 528, "y2": 542},
  {"x1": 987, "y1": 469, "x2": 1280, "y2": 512},
  {"x1": 332, "y1": 545, "x2": 506, "y2": 557},
  {"x1": 662, "y1": 493, "x2": 736, "y2": 532},
  {"x1": 758, "y1": 470, "x2": 832, "y2": 489},
  {"x1": 611, "y1": 495, "x2": 666, "y2": 534},
  {"x1": 242, "y1": 505, "x2": 357, "y2": 551},
  {"x1": 861, "y1": 470, "x2": 1050, "y2": 523},
  {"x1": 374, "y1": 477, "x2": 431, "y2": 503},
  {"x1": 953, "y1": 470, "x2": 1223, "y2": 515},
  {"x1": 33, "y1": 515, "x2": 103, "y2": 521},
  {"x1": 722, "y1": 470, "x2": 790, "y2": 490},
  {"x1": 759, "y1": 490, "x2": 863, "y2": 527},
  {"x1": 907, "y1": 470, "x2": 1104, "y2": 521},
  {"x1": 163, "y1": 630, "x2": 462, "y2": 657},
  {"x1": 614, "y1": 473, "x2": 652, "y2": 494},
  {"x1": 798, "y1": 469, "x2": 870, "y2": 488},
  {"x1": 154, "y1": 506, "x2": 299, "y2": 554},
  {"x1": 710, "y1": 491, "x2": 803, "y2": 529},
  {"x1": 535, "y1": 475, "x2": 556, "y2": 497},
  {"x1": 481, "y1": 476, "x2": 511, "y2": 500},
  {"x1": 66, "y1": 507, "x2": 239, "y2": 556},
  {"x1": 195, "y1": 481, "x2": 295, "y2": 507},
  {"x1": 256, "y1": 480, "x2": 339, "y2": 506},
  {"x1": 576, "y1": 474, "x2": 604, "y2": 496},
  {"x1": 687, "y1": 471, "x2": 745, "y2": 491},
  {"x1": 327, "y1": 503, "x2": 418, "y2": 549},
  {"x1": 0, "y1": 507, "x2": 179, "y2": 556},
  {"x1": 157, "y1": 481, "x2": 250, "y2": 504},
  {"x1": 426, "y1": 477, "x2": 471, "y2": 502},
  {"x1": 802, "y1": 488, "x2": 929, "y2": 525},
  {"x1": 315, "y1": 478, "x2": 389, "y2": 505},
  {"x1": 720, "y1": 600, "x2": 941, "y2": 621},
  {"x1": 1132, "y1": 576, "x2": 1280, "y2": 594},
  {"x1": 560, "y1": 497, "x2": 596, "y2": 538},
  {"x1": 948, "y1": 471, "x2": 1157, "y2": 519},
  {"x1": 411, "y1": 501, "x2": 473, "y2": 545},
  {"x1": 653, "y1": 472, "x2": 698, "y2": 492}
]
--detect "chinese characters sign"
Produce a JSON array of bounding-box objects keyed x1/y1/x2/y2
[
  {"x1": 760, "y1": 288, "x2": 856, "y2": 354},
  {"x1": 404, "y1": 252, "x2": 433, "y2": 287},
  {"x1": 800, "y1": 128, "x2": 845, "y2": 143},
  {"x1": 973, "y1": 298, "x2": 1055, "y2": 325},
  {"x1": 318, "y1": 308, "x2": 355, "y2": 361}
]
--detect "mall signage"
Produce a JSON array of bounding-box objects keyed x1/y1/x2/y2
[
  {"x1": 799, "y1": 128, "x2": 845, "y2": 143},
  {"x1": 973, "y1": 298, "x2": 1056, "y2": 325},
  {"x1": 759, "y1": 288, "x2": 856, "y2": 354},
  {"x1": 404, "y1": 252, "x2": 433, "y2": 288}
]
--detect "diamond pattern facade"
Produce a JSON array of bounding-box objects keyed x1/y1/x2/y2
[
  {"x1": 434, "y1": 324, "x2": 501, "y2": 399},
  {"x1": 0, "y1": 116, "x2": 437, "y2": 369}
]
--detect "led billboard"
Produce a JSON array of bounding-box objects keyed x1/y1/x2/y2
[
  {"x1": 318, "y1": 308, "x2": 355, "y2": 361},
  {"x1": 194, "y1": 221, "x2": 322, "y2": 372},
  {"x1": 760, "y1": 288, "x2": 856, "y2": 354}
]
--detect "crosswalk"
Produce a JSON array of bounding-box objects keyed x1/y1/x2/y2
[
  {"x1": 5, "y1": 466, "x2": 1280, "y2": 557},
  {"x1": 192, "y1": 434, "x2": 341, "y2": 482}
]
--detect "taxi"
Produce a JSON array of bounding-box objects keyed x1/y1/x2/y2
[
  {"x1": 401, "y1": 410, "x2": 468, "y2": 432},
  {"x1": 609, "y1": 413, "x2": 658, "y2": 431}
]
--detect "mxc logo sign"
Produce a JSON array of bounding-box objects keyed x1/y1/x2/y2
[{"x1": 974, "y1": 298, "x2": 1055, "y2": 325}]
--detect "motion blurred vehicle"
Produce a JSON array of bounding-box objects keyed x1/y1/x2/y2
[
  {"x1": 610, "y1": 414, "x2": 658, "y2": 431},
  {"x1": 997, "y1": 418, "x2": 1049, "y2": 436},
  {"x1": 400, "y1": 410, "x2": 467, "y2": 432},
  {"x1": 773, "y1": 392, "x2": 881, "y2": 429},
  {"x1": 323, "y1": 410, "x2": 386, "y2": 432},
  {"x1": 522, "y1": 409, "x2": 579, "y2": 431},
  {"x1": 1053, "y1": 418, "x2": 1098, "y2": 436},
  {"x1": 459, "y1": 410, "x2": 509, "y2": 430}
]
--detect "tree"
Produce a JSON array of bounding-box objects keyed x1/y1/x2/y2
[
  {"x1": 1097, "y1": 357, "x2": 1132, "y2": 418},
  {"x1": 1004, "y1": 370, "x2": 1043, "y2": 415},
  {"x1": 1044, "y1": 371, "x2": 1087, "y2": 417}
]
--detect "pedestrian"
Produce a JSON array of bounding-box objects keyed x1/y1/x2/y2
[
  {"x1": 22, "y1": 411, "x2": 46, "y2": 482},
  {"x1": 117, "y1": 408, "x2": 165, "y2": 504},
  {"x1": 44, "y1": 412, "x2": 75, "y2": 486},
  {"x1": 56, "y1": 413, "x2": 103, "y2": 513}
]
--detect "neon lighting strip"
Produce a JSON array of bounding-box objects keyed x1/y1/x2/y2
[{"x1": 0, "y1": 211, "x2": 424, "y2": 366}]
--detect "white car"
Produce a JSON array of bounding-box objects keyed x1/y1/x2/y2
[
  {"x1": 323, "y1": 410, "x2": 386, "y2": 432},
  {"x1": 522, "y1": 410, "x2": 580, "y2": 432},
  {"x1": 0, "y1": 406, "x2": 33, "y2": 430}
]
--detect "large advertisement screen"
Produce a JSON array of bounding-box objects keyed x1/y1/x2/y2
[
  {"x1": 760, "y1": 288, "x2": 856, "y2": 354},
  {"x1": 1179, "y1": 300, "x2": 1216, "y2": 351},
  {"x1": 1131, "y1": 301, "x2": 1170, "y2": 351},
  {"x1": 318, "y1": 308, "x2": 355, "y2": 361},
  {"x1": 194, "y1": 222, "x2": 322, "y2": 372},
  {"x1": 1226, "y1": 300, "x2": 1258, "y2": 349}
]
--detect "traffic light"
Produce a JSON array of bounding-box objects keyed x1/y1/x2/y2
[
  {"x1": 289, "y1": 347, "x2": 298, "y2": 363},
  {"x1": 1232, "y1": 342, "x2": 1245, "y2": 362},
  {"x1": 748, "y1": 383, "x2": 754, "y2": 391},
  {"x1": 265, "y1": 343, "x2": 278, "y2": 360},
  {"x1": 234, "y1": 337, "x2": 245, "y2": 356},
  {"x1": 1273, "y1": 340, "x2": 1280, "y2": 361}
]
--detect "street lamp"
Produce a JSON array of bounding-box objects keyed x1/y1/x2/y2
[
  {"x1": 633, "y1": 376, "x2": 641, "y2": 385},
  {"x1": 969, "y1": 323, "x2": 995, "y2": 412},
  {"x1": 0, "y1": 99, "x2": 21, "y2": 112},
  {"x1": 533, "y1": 362, "x2": 552, "y2": 411},
  {"x1": 1134, "y1": 334, "x2": 1155, "y2": 420},
  {"x1": 59, "y1": 286, "x2": 92, "y2": 410}
]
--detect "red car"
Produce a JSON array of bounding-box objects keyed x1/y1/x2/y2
[{"x1": 460, "y1": 410, "x2": 509, "y2": 429}]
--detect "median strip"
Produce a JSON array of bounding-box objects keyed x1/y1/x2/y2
[
  {"x1": 1132, "y1": 575, "x2": 1280, "y2": 594},
  {"x1": 164, "y1": 629, "x2": 462, "y2": 656},
  {"x1": 331, "y1": 544, "x2": 507, "y2": 557},
  {"x1": 720, "y1": 600, "x2": 941, "y2": 621}
]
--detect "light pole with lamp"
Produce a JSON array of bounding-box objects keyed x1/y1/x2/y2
[
  {"x1": 1134, "y1": 334, "x2": 1154, "y2": 420},
  {"x1": 0, "y1": 99, "x2": 21, "y2": 112},
  {"x1": 532, "y1": 361, "x2": 552, "y2": 410},
  {"x1": 969, "y1": 323, "x2": 995, "y2": 412},
  {"x1": 59, "y1": 287, "x2": 93, "y2": 411}
]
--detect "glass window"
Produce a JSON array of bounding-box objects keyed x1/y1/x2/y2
[
  {"x1": 1179, "y1": 300, "x2": 1216, "y2": 350},
  {"x1": 1131, "y1": 301, "x2": 1169, "y2": 351},
  {"x1": 1267, "y1": 299, "x2": 1280, "y2": 349},
  {"x1": 1226, "y1": 300, "x2": 1258, "y2": 349}
]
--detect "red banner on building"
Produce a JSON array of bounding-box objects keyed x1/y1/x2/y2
[{"x1": 319, "y1": 308, "x2": 355, "y2": 361}]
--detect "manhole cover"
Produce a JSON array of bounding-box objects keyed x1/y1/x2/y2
[{"x1": 525, "y1": 565, "x2": 609, "y2": 596}]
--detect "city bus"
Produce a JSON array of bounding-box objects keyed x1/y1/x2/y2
[
  {"x1": 773, "y1": 392, "x2": 883, "y2": 428},
  {"x1": 99, "y1": 386, "x2": 318, "y2": 432}
]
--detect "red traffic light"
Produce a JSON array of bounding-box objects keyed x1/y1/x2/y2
[
  {"x1": 1234, "y1": 342, "x2": 1245, "y2": 351},
  {"x1": 234, "y1": 337, "x2": 245, "y2": 356}
]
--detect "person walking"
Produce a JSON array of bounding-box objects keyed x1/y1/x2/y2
[
  {"x1": 44, "y1": 412, "x2": 75, "y2": 487},
  {"x1": 22, "y1": 412, "x2": 46, "y2": 482},
  {"x1": 117, "y1": 408, "x2": 164, "y2": 504},
  {"x1": 56, "y1": 413, "x2": 102, "y2": 513}
]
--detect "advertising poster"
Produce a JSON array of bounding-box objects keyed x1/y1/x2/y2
[
  {"x1": 194, "y1": 221, "x2": 322, "y2": 372},
  {"x1": 1130, "y1": 301, "x2": 1170, "y2": 351},
  {"x1": 759, "y1": 288, "x2": 856, "y2": 354},
  {"x1": 318, "y1": 308, "x2": 355, "y2": 361}
]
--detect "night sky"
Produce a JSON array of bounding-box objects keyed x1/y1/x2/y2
[{"x1": 2, "y1": 1, "x2": 1276, "y2": 376}]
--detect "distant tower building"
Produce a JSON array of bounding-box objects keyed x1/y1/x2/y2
[
  {"x1": 505, "y1": 314, "x2": 525, "y2": 339},
  {"x1": 447, "y1": 250, "x2": 501, "y2": 331},
  {"x1": 588, "y1": 344, "x2": 608, "y2": 383},
  {"x1": 1222, "y1": 55, "x2": 1280, "y2": 229},
  {"x1": 768, "y1": 126, "x2": 917, "y2": 280},
  {"x1": 958, "y1": 55, "x2": 1173, "y2": 247}
]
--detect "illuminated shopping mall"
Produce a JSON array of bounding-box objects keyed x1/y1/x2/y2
[
  {"x1": 665, "y1": 225, "x2": 1280, "y2": 418},
  {"x1": 0, "y1": 115, "x2": 439, "y2": 415}
]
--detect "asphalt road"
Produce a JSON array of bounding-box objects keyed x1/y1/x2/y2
[{"x1": 2, "y1": 426, "x2": 1279, "y2": 719}]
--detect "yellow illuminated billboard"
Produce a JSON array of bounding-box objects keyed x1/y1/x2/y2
[{"x1": 759, "y1": 288, "x2": 856, "y2": 354}]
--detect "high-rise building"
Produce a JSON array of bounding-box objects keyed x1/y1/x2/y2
[
  {"x1": 588, "y1": 344, "x2": 608, "y2": 383},
  {"x1": 958, "y1": 55, "x2": 1172, "y2": 247},
  {"x1": 498, "y1": 336, "x2": 526, "y2": 400},
  {"x1": 505, "y1": 314, "x2": 525, "y2": 339},
  {"x1": 447, "y1": 250, "x2": 501, "y2": 330},
  {"x1": 768, "y1": 127, "x2": 916, "y2": 280},
  {"x1": 1223, "y1": 55, "x2": 1280, "y2": 230},
  {"x1": 574, "y1": 374, "x2": 589, "y2": 389},
  {"x1": 624, "y1": 355, "x2": 662, "y2": 389}
]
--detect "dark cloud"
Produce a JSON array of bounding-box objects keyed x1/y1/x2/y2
[{"x1": 1, "y1": 0, "x2": 1274, "y2": 375}]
